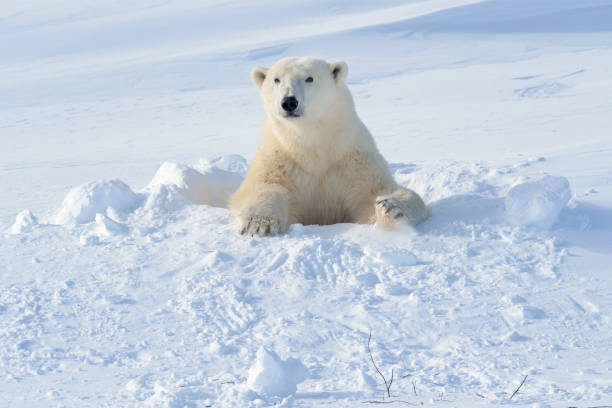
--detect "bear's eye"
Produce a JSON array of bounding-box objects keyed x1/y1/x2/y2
[
  {"x1": 305, "y1": 77, "x2": 314, "y2": 83},
  {"x1": 274, "y1": 78, "x2": 280, "y2": 84}
]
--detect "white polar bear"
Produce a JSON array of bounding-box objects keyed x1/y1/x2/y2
[{"x1": 229, "y1": 57, "x2": 429, "y2": 236}]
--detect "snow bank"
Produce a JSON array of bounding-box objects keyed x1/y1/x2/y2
[
  {"x1": 246, "y1": 347, "x2": 308, "y2": 399},
  {"x1": 50, "y1": 155, "x2": 246, "y2": 226},
  {"x1": 505, "y1": 176, "x2": 571, "y2": 229},
  {"x1": 54, "y1": 179, "x2": 141, "y2": 225},
  {"x1": 144, "y1": 159, "x2": 243, "y2": 211}
]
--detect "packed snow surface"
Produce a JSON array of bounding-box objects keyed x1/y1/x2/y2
[{"x1": 2, "y1": 1, "x2": 612, "y2": 407}]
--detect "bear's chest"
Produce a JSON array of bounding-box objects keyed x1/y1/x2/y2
[{"x1": 289, "y1": 165, "x2": 352, "y2": 225}]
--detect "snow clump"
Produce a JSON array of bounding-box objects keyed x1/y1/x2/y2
[
  {"x1": 8, "y1": 210, "x2": 38, "y2": 234},
  {"x1": 505, "y1": 175, "x2": 571, "y2": 229},
  {"x1": 246, "y1": 346, "x2": 308, "y2": 399}
]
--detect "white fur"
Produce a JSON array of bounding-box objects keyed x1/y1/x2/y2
[{"x1": 230, "y1": 57, "x2": 429, "y2": 236}]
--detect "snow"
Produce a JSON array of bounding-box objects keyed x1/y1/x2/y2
[{"x1": 2, "y1": 1, "x2": 612, "y2": 407}]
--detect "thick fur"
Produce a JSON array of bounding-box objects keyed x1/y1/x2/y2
[{"x1": 230, "y1": 57, "x2": 429, "y2": 236}]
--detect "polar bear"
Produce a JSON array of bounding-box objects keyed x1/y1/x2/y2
[{"x1": 229, "y1": 57, "x2": 429, "y2": 236}]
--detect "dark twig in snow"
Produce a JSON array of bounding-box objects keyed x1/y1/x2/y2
[
  {"x1": 423, "y1": 379, "x2": 445, "y2": 387},
  {"x1": 367, "y1": 330, "x2": 394, "y2": 399},
  {"x1": 510, "y1": 374, "x2": 528, "y2": 399},
  {"x1": 568, "y1": 406, "x2": 612, "y2": 408}
]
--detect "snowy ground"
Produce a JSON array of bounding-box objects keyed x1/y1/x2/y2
[{"x1": 2, "y1": 1, "x2": 612, "y2": 407}]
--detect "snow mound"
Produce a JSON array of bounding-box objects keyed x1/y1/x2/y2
[
  {"x1": 505, "y1": 176, "x2": 571, "y2": 229},
  {"x1": 8, "y1": 210, "x2": 38, "y2": 234},
  {"x1": 144, "y1": 160, "x2": 243, "y2": 210},
  {"x1": 246, "y1": 347, "x2": 308, "y2": 399},
  {"x1": 54, "y1": 179, "x2": 141, "y2": 225},
  {"x1": 49, "y1": 155, "x2": 246, "y2": 226}
]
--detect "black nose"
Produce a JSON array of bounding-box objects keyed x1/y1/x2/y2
[{"x1": 281, "y1": 96, "x2": 299, "y2": 112}]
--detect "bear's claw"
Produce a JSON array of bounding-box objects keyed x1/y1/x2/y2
[
  {"x1": 239, "y1": 215, "x2": 281, "y2": 237},
  {"x1": 376, "y1": 197, "x2": 406, "y2": 221}
]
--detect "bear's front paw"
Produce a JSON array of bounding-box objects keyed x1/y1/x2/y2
[
  {"x1": 376, "y1": 197, "x2": 405, "y2": 221},
  {"x1": 238, "y1": 214, "x2": 284, "y2": 237}
]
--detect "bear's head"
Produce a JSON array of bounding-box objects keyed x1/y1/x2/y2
[{"x1": 251, "y1": 57, "x2": 348, "y2": 123}]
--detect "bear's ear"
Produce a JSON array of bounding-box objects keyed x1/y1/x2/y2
[
  {"x1": 329, "y1": 60, "x2": 348, "y2": 83},
  {"x1": 251, "y1": 66, "x2": 268, "y2": 88}
]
